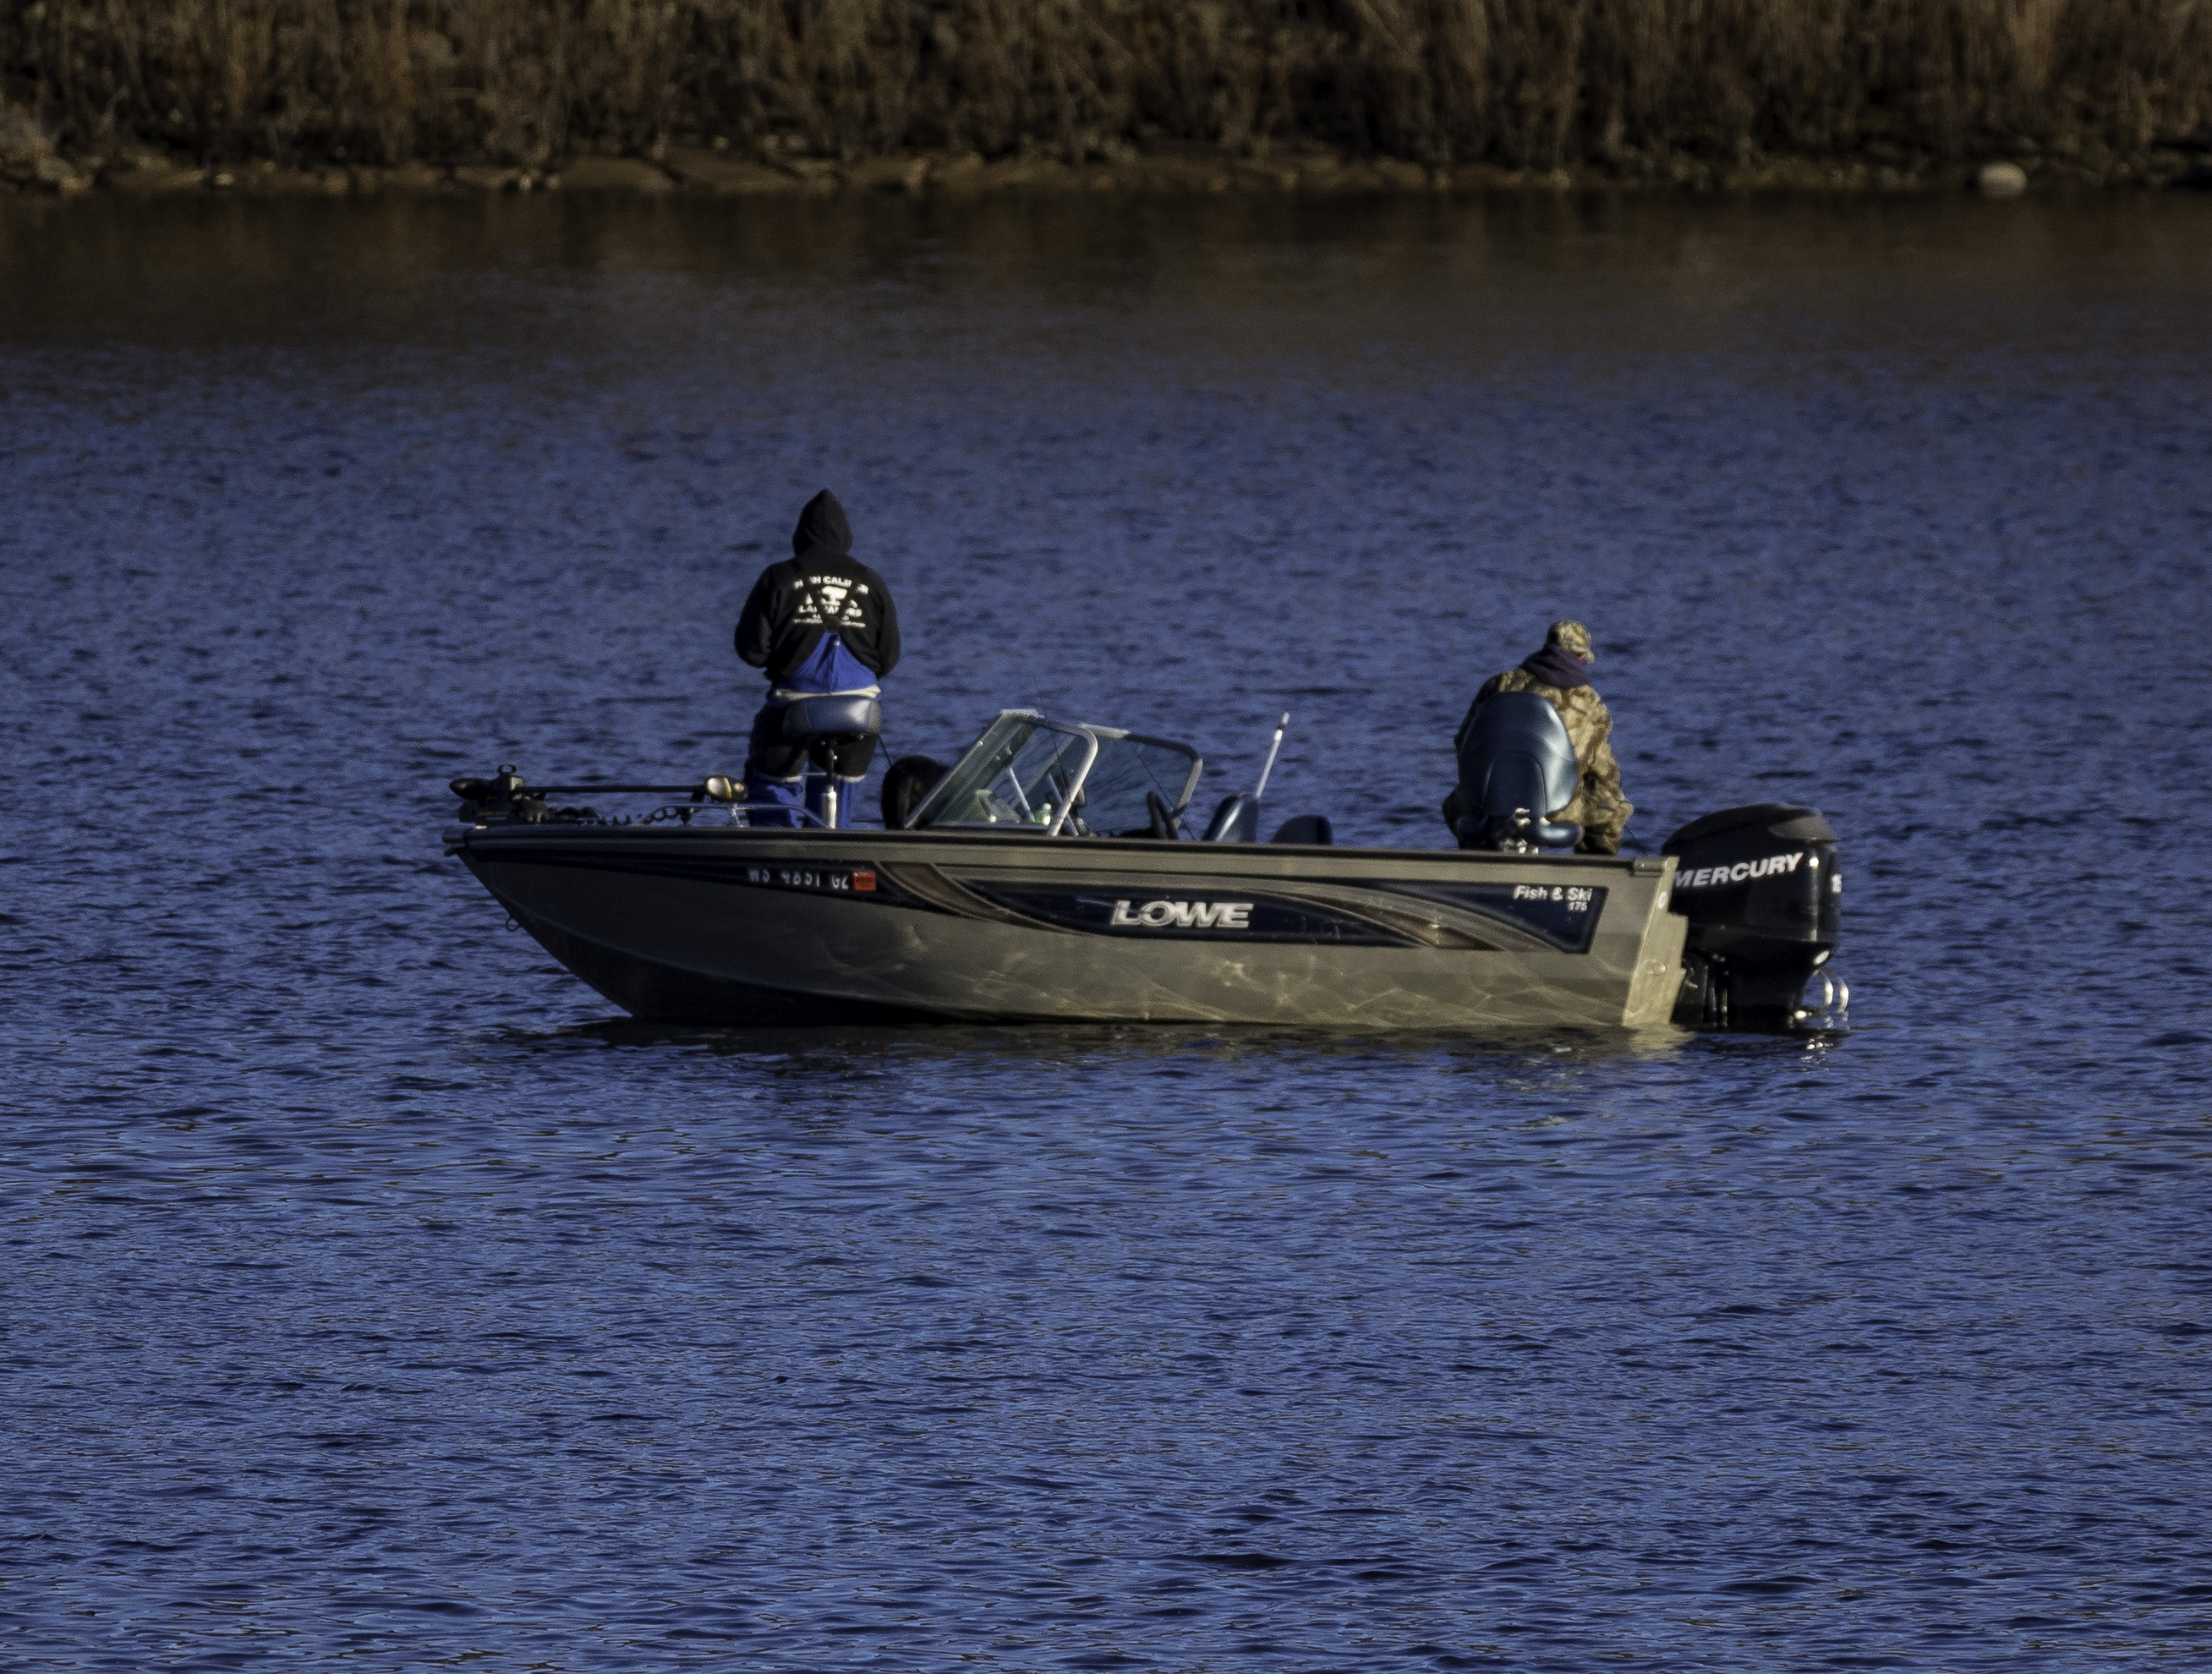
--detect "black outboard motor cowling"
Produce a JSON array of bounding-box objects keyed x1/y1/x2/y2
[{"x1": 1664, "y1": 803, "x2": 1840, "y2": 1031}]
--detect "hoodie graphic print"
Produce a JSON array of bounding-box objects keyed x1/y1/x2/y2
[{"x1": 734, "y1": 489, "x2": 902, "y2": 686}]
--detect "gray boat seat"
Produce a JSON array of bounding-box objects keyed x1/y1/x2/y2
[
  {"x1": 1269, "y1": 814, "x2": 1333, "y2": 845},
  {"x1": 1202, "y1": 792, "x2": 1261, "y2": 844},
  {"x1": 1454, "y1": 691, "x2": 1581, "y2": 852},
  {"x1": 781, "y1": 694, "x2": 882, "y2": 743}
]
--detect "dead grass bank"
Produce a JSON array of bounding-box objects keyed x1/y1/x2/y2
[{"x1": 6, "y1": 1, "x2": 2211, "y2": 179}]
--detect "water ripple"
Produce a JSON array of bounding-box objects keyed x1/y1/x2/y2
[{"x1": 2, "y1": 190, "x2": 2209, "y2": 1669}]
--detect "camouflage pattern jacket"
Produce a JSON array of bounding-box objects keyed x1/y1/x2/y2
[{"x1": 1441, "y1": 669, "x2": 1634, "y2": 855}]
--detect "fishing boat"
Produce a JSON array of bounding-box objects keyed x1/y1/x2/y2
[{"x1": 443, "y1": 706, "x2": 1842, "y2": 1033}]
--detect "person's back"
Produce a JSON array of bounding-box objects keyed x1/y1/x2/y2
[
  {"x1": 1443, "y1": 619, "x2": 1633, "y2": 854},
  {"x1": 734, "y1": 490, "x2": 901, "y2": 825}
]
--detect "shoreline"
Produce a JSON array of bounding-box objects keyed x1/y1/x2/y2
[{"x1": 10, "y1": 144, "x2": 2212, "y2": 203}]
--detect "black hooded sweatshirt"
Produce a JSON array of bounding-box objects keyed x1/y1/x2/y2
[{"x1": 733, "y1": 490, "x2": 902, "y2": 681}]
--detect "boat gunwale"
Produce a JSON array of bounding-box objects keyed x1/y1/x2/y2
[{"x1": 446, "y1": 820, "x2": 1669, "y2": 874}]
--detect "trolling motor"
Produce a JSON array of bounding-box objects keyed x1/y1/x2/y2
[
  {"x1": 1665, "y1": 804, "x2": 1842, "y2": 1031},
  {"x1": 449, "y1": 768, "x2": 742, "y2": 826},
  {"x1": 450, "y1": 764, "x2": 547, "y2": 823}
]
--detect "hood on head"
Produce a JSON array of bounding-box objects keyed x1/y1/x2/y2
[{"x1": 791, "y1": 489, "x2": 852, "y2": 557}]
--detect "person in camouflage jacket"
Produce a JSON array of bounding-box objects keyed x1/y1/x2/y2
[{"x1": 1440, "y1": 619, "x2": 1634, "y2": 855}]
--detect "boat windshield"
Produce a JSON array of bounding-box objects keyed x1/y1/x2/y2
[
  {"x1": 908, "y1": 712, "x2": 1202, "y2": 837},
  {"x1": 1073, "y1": 730, "x2": 1204, "y2": 837},
  {"x1": 910, "y1": 714, "x2": 1097, "y2": 833}
]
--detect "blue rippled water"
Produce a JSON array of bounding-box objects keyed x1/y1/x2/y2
[{"x1": 3, "y1": 190, "x2": 2209, "y2": 1668}]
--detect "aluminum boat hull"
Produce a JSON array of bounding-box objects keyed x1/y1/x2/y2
[{"x1": 449, "y1": 823, "x2": 1689, "y2": 1030}]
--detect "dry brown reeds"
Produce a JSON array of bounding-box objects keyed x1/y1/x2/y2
[{"x1": 4, "y1": 0, "x2": 2209, "y2": 172}]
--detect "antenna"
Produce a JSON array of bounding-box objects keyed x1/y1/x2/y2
[{"x1": 1251, "y1": 712, "x2": 1290, "y2": 799}]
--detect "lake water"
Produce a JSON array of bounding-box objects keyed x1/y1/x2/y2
[{"x1": 3, "y1": 188, "x2": 2209, "y2": 1669}]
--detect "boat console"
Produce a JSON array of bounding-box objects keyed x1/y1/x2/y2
[
  {"x1": 903, "y1": 711, "x2": 1202, "y2": 838},
  {"x1": 901, "y1": 712, "x2": 1335, "y2": 847}
]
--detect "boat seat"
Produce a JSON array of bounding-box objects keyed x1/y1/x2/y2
[
  {"x1": 1454, "y1": 691, "x2": 1581, "y2": 852},
  {"x1": 880, "y1": 755, "x2": 946, "y2": 829},
  {"x1": 1202, "y1": 792, "x2": 1261, "y2": 843},
  {"x1": 781, "y1": 694, "x2": 882, "y2": 743},
  {"x1": 1269, "y1": 814, "x2": 1333, "y2": 845}
]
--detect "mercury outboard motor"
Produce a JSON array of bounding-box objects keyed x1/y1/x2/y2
[
  {"x1": 1664, "y1": 804, "x2": 1841, "y2": 1031},
  {"x1": 1455, "y1": 692, "x2": 1582, "y2": 853}
]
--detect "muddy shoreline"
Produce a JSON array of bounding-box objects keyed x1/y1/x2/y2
[{"x1": 10, "y1": 143, "x2": 2212, "y2": 203}]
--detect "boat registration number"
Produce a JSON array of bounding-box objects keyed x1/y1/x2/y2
[{"x1": 743, "y1": 866, "x2": 879, "y2": 894}]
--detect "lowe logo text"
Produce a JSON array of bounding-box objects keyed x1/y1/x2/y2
[{"x1": 1110, "y1": 899, "x2": 1253, "y2": 929}]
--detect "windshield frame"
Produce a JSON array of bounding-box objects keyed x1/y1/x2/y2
[
  {"x1": 906, "y1": 710, "x2": 1202, "y2": 838},
  {"x1": 1070, "y1": 724, "x2": 1205, "y2": 834},
  {"x1": 906, "y1": 711, "x2": 1098, "y2": 836}
]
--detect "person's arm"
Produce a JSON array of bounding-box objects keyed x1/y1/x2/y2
[
  {"x1": 872, "y1": 577, "x2": 901, "y2": 677},
  {"x1": 734, "y1": 571, "x2": 777, "y2": 668},
  {"x1": 1577, "y1": 703, "x2": 1633, "y2": 853},
  {"x1": 1585, "y1": 730, "x2": 1627, "y2": 811}
]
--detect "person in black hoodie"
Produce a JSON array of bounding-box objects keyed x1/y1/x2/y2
[{"x1": 734, "y1": 490, "x2": 902, "y2": 827}]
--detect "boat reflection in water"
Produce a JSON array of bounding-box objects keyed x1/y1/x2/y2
[{"x1": 446, "y1": 709, "x2": 1842, "y2": 1034}]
